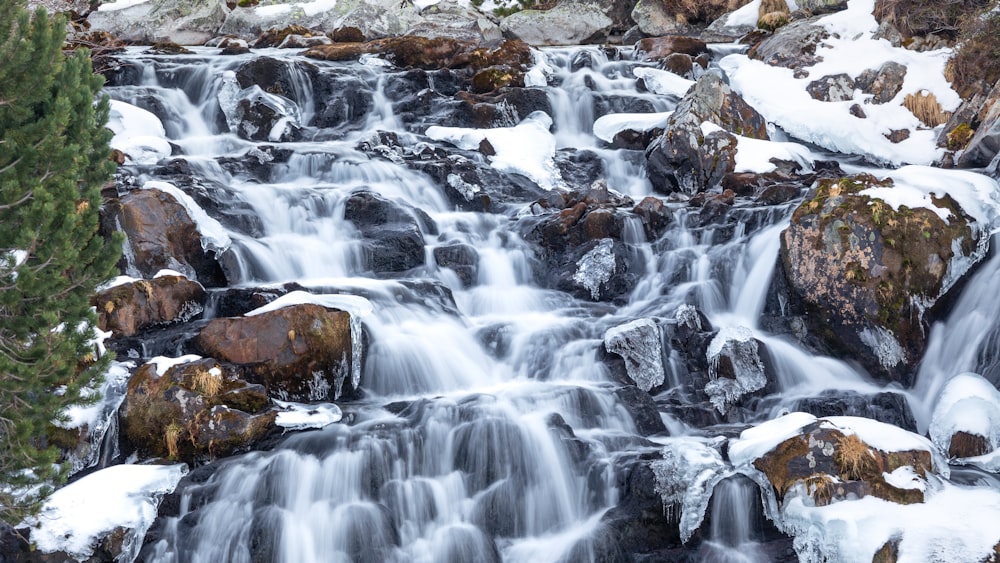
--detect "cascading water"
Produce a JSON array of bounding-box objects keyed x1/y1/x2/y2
[
  {"x1": 90, "y1": 39, "x2": 1000, "y2": 563},
  {"x1": 699, "y1": 475, "x2": 767, "y2": 563}
]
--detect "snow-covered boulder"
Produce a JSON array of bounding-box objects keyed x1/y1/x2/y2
[
  {"x1": 781, "y1": 170, "x2": 1000, "y2": 383},
  {"x1": 929, "y1": 372, "x2": 1000, "y2": 459},
  {"x1": 604, "y1": 318, "x2": 666, "y2": 392},
  {"x1": 499, "y1": 2, "x2": 612, "y2": 46},
  {"x1": 219, "y1": 0, "x2": 422, "y2": 41},
  {"x1": 88, "y1": 0, "x2": 230, "y2": 44},
  {"x1": 94, "y1": 274, "x2": 206, "y2": 337}
]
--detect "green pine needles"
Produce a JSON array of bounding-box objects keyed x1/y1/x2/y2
[{"x1": 0, "y1": 2, "x2": 121, "y2": 523}]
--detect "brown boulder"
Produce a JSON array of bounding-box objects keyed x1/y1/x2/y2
[
  {"x1": 635, "y1": 35, "x2": 708, "y2": 62},
  {"x1": 196, "y1": 303, "x2": 357, "y2": 401},
  {"x1": 754, "y1": 421, "x2": 933, "y2": 506},
  {"x1": 781, "y1": 174, "x2": 977, "y2": 383},
  {"x1": 94, "y1": 275, "x2": 206, "y2": 337},
  {"x1": 121, "y1": 358, "x2": 273, "y2": 464},
  {"x1": 104, "y1": 188, "x2": 226, "y2": 286}
]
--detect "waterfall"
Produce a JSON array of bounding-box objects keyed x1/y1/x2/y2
[{"x1": 88, "y1": 39, "x2": 1000, "y2": 563}]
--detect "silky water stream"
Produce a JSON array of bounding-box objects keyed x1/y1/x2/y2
[{"x1": 94, "y1": 45, "x2": 1000, "y2": 562}]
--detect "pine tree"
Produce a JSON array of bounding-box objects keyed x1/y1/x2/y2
[{"x1": 0, "y1": 2, "x2": 121, "y2": 523}]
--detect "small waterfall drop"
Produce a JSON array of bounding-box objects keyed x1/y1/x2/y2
[{"x1": 699, "y1": 476, "x2": 767, "y2": 563}]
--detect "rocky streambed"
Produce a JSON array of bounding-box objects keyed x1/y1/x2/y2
[{"x1": 8, "y1": 0, "x2": 1000, "y2": 562}]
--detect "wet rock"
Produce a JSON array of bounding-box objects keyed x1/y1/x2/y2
[
  {"x1": 95, "y1": 275, "x2": 206, "y2": 338},
  {"x1": 806, "y1": 73, "x2": 855, "y2": 102},
  {"x1": 219, "y1": 38, "x2": 251, "y2": 55},
  {"x1": 604, "y1": 318, "x2": 666, "y2": 393},
  {"x1": 929, "y1": 373, "x2": 1000, "y2": 460},
  {"x1": 121, "y1": 358, "x2": 274, "y2": 464},
  {"x1": 955, "y1": 81, "x2": 1000, "y2": 168},
  {"x1": 304, "y1": 36, "x2": 532, "y2": 73},
  {"x1": 634, "y1": 35, "x2": 709, "y2": 62},
  {"x1": 785, "y1": 390, "x2": 917, "y2": 432},
  {"x1": 499, "y1": 2, "x2": 613, "y2": 46},
  {"x1": 233, "y1": 89, "x2": 302, "y2": 142},
  {"x1": 614, "y1": 386, "x2": 668, "y2": 436},
  {"x1": 195, "y1": 303, "x2": 357, "y2": 401},
  {"x1": 252, "y1": 24, "x2": 316, "y2": 48},
  {"x1": 855, "y1": 61, "x2": 907, "y2": 105},
  {"x1": 311, "y1": 71, "x2": 374, "y2": 130},
  {"x1": 781, "y1": 174, "x2": 981, "y2": 383},
  {"x1": 343, "y1": 190, "x2": 428, "y2": 275},
  {"x1": 519, "y1": 182, "x2": 644, "y2": 302},
  {"x1": 433, "y1": 243, "x2": 479, "y2": 287},
  {"x1": 748, "y1": 17, "x2": 830, "y2": 69},
  {"x1": 645, "y1": 72, "x2": 768, "y2": 195},
  {"x1": 752, "y1": 418, "x2": 935, "y2": 506},
  {"x1": 104, "y1": 188, "x2": 227, "y2": 286},
  {"x1": 633, "y1": 196, "x2": 673, "y2": 240},
  {"x1": 600, "y1": 455, "x2": 684, "y2": 557}
]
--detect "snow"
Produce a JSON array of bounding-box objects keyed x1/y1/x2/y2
[
  {"x1": 882, "y1": 466, "x2": 926, "y2": 492},
  {"x1": 246, "y1": 290, "x2": 374, "y2": 318},
  {"x1": 929, "y1": 373, "x2": 1000, "y2": 456},
  {"x1": 274, "y1": 399, "x2": 343, "y2": 430},
  {"x1": 700, "y1": 121, "x2": 816, "y2": 173},
  {"x1": 632, "y1": 67, "x2": 694, "y2": 98},
  {"x1": 254, "y1": 0, "x2": 339, "y2": 18},
  {"x1": 426, "y1": 111, "x2": 566, "y2": 191},
  {"x1": 106, "y1": 100, "x2": 172, "y2": 166},
  {"x1": 154, "y1": 269, "x2": 186, "y2": 279},
  {"x1": 96, "y1": 0, "x2": 151, "y2": 12},
  {"x1": 729, "y1": 413, "x2": 938, "y2": 468},
  {"x1": 142, "y1": 181, "x2": 232, "y2": 254},
  {"x1": 147, "y1": 354, "x2": 202, "y2": 376},
  {"x1": 718, "y1": 0, "x2": 961, "y2": 166},
  {"x1": 97, "y1": 274, "x2": 141, "y2": 291},
  {"x1": 781, "y1": 481, "x2": 1000, "y2": 563},
  {"x1": 25, "y1": 463, "x2": 187, "y2": 561},
  {"x1": 593, "y1": 112, "x2": 672, "y2": 143},
  {"x1": 873, "y1": 165, "x2": 1000, "y2": 228}
]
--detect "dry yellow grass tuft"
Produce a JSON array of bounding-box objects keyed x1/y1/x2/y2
[
  {"x1": 834, "y1": 433, "x2": 878, "y2": 480},
  {"x1": 904, "y1": 91, "x2": 951, "y2": 127}
]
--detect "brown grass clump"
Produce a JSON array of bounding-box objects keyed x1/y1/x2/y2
[
  {"x1": 192, "y1": 367, "x2": 223, "y2": 397},
  {"x1": 834, "y1": 433, "x2": 878, "y2": 480},
  {"x1": 874, "y1": 0, "x2": 992, "y2": 40},
  {"x1": 946, "y1": 9, "x2": 1000, "y2": 98},
  {"x1": 663, "y1": 0, "x2": 753, "y2": 26},
  {"x1": 165, "y1": 422, "x2": 184, "y2": 460},
  {"x1": 759, "y1": 0, "x2": 789, "y2": 16},
  {"x1": 758, "y1": 11, "x2": 790, "y2": 32},
  {"x1": 904, "y1": 91, "x2": 951, "y2": 127}
]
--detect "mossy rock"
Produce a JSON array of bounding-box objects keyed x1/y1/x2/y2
[
  {"x1": 754, "y1": 422, "x2": 933, "y2": 508},
  {"x1": 253, "y1": 24, "x2": 315, "y2": 49},
  {"x1": 121, "y1": 358, "x2": 274, "y2": 464},
  {"x1": 781, "y1": 174, "x2": 976, "y2": 383}
]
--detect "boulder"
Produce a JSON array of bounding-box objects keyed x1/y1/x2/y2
[
  {"x1": 519, "y1": 181, "x2": 645, "y2": 302},
  {"x1": 781, "y1": 174, "x2": 980, "y2": 383},
  {"x1": 195, "y1": 303, "x2": 357, "y2": 401},
  {"x1": 955, "y1": 81, "x2": 1000, "y2": 168},
  {"x1": 343, "y1": 190, "x2": 428, "y2": 275},
  {"x1": 87, "y1": 0, "x2": 230, "y2": 45},
  {"x1": 797, "y1": 0, "x2": 849, "y2": 15},
  {"x1": 645, "y1": 72, "x2": 768, "y2": 195},
  {"x1": 929, "y1": 373, "x2": 1000, "y2": 459},
  {"x1": 634, "y1": 35, "x2": 709, "y2": 62},
  {"x1": 855, "y1": 61, "x2": 907, "y2": 105},
  {"x1": 121, "y1": 358, "x2": 274, "y2": 464},
  {"x1": 751, "y1": 418, "x2": 935, "y2": 507},
  {"x1": 806, "y1": 73, "x2": 855, "y2": 102},
  {"x1": 104, "y1": 188, "x2": 226, "y2": 285},
  {"x1": 604, "y1": 318, "x2": 666, "y2": 392},
  {"x1": 404, "y1": 3, "x2": 502, "y2": 43},
  {"x1": 433, "y1": 243, "x2": 479, "y2": 287},
  {"x1": 748, "y1": 17, "x2": 830, "y2": 69},
  {"x1": 94, "y1": 275, "x2": 206, "y2": 337},
  {"x1": 631, "y1": 0, "x2": 740, "y2": 37},
  {"x1": 785, "y1": 390, "x2": 917, "y2": 432},
  {"x1": 499, "y1": 2, "x2": 613, "y2": 46},
  {"x1": 304, "y1": 36, "x2": 532, "y2": 72},
  {"x1": 219, "y1": 0, "x2": 422, "y2": 41}
]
